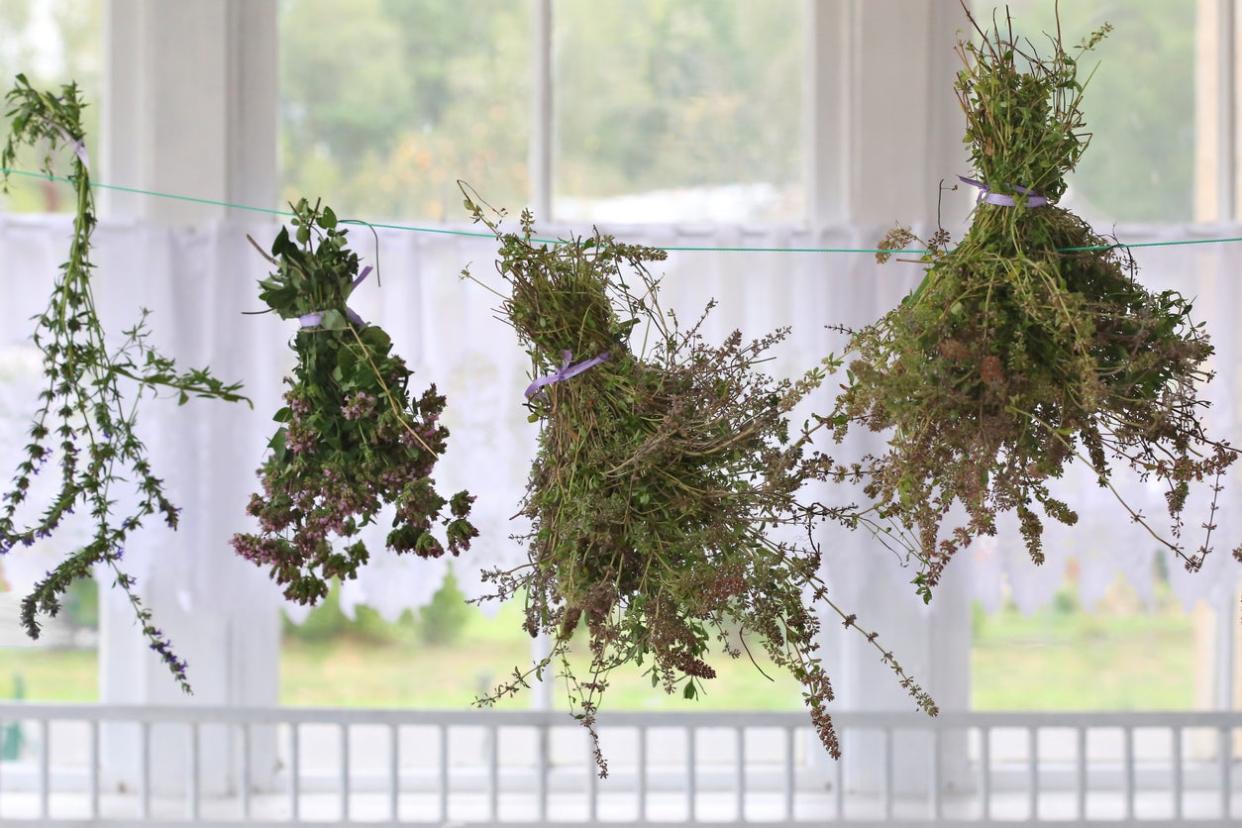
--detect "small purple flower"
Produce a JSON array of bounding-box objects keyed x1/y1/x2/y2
[{"x1": 342, "y1": 391, "x2": 377, "y2": 421}]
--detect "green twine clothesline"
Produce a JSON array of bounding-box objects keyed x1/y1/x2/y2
[{"x1": 5, "y1": 166, "x2": 1242, "y2": 256}]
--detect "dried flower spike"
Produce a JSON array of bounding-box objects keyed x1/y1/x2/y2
[
  {"x1": 232, "y1": 198, "x2": 477, "y2": 605},
  {"x1": 0, "y1": 75, "x2": 249, "y2": 691}
]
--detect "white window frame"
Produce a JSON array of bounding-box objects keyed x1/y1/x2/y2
[{"x1": 1197, "y1": 0, "x2": 1239, "y2": 222}]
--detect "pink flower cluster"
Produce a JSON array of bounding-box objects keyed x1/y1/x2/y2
[{"x1": 232, "y1": 382, "x2": 477, "y2": 606}]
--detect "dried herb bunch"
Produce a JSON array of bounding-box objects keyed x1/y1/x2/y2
[
  {"x1": 0, "y1": 76, "x2": 249, "y2": 690},
  {"x1": 463, "y1": 192, "x2": 937, "y2": 775},
  {"x1": 231, "y1": 199, "x2": 477, "y2": 605},
  {"x1": 830, "y1": 7, "x2": 1238, "y2": 602}
]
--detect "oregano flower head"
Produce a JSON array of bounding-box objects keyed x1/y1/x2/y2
[
  {"x1": 231, "y1": 199, "x2": 477, "y2": 605},
  {"x1": 828, "y1": 7, "x2": 1239, "y2": 602},
  {"x1": 1, "y1": 75, "x2": 249, "y2": 691}
]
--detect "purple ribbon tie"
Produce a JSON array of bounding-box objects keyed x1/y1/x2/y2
[
  {"x1": 958, "y1": 175, "x2": 1047, "y2": 208},
  {"x1": 524, "y1": 350, "x2": 610, "y2": 399},
  {"x1": 57, "y1": 126, "x2": 89, "y2": 171},
  {"x1": 299, "y1": 265, "x2": 372, "y2": 329}
]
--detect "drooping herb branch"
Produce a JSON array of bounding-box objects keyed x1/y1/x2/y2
[
  {"x1": 0, "y1": 75, "x2": 249, "y2": 691},
  {"x1": 231, "y1": 199, "x2": 477, "y2": 605},
  {"x1": 462, "y1": 188, "x2": 937, "y2": 776},
  {"x1": 824, "y1": 5, "x2": 1240, "y2": 603}
]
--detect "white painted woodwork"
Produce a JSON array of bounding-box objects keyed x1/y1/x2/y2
[{"x1": 99, "y1": 0, "x2": 280, "y2": 798}]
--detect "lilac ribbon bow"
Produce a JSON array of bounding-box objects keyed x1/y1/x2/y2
[
  {"x1": 57, "y1": 126, "x2": 89, "y2": 171},
  {"x1": 958, "y1": 175, "x2": 1047, "y2": 208},
  {"x1": 299, "y1": 266, "x2": 372, "y2": 329},
  {"x1": 524, "y1": 350, "x2": 610, "y2": 400}
]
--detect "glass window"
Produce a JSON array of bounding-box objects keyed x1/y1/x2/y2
[
  {"x1": 279, "y1": 572, "x2": 804, "y2": 711},
  {"x1": 0, "y1": 0, "x2": 103, "y2": 213},
  {"x1": 972, "y1": 577, "x2": 1199, "y2": 711},
  {"x1": 279, "y1": 0, "x2": 531, "y2": 222},
  {"x1": 979, "y1": 1, "x2": 1196, "y2": 224},
  {"x1": 553, "y1": 0, "x2": 803, "y2": 224}
]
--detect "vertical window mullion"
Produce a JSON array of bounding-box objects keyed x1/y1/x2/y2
[
  {"x1": 803, "y1": 0, "x2": 850, "y2": 229},
  {"x1": 530, "y1": 0, "x2": 554, "y2": 218},
  {"x1": 1196, "y1": 0, "x2": 1237, "y2": 222},
  {"x1": 1227, "y1": 0, "x2": 1242, "y2": 222},
  {"x1": 1218, "y1": 0, "x2": 1236, "y2": 221}
]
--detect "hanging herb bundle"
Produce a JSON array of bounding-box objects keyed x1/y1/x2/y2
[
  {"x1": 462, "y1": 191, "x2": 937, "y2": 775},
  {"x1": 0, "y1": 76, "x2": 249, "y2": 690},
  {"x1": 828, "y1": 6, "x2": 1239, "y2": 602},
  {"x1": 231, "y1": 199, "x2": 477, "y2": 606}
]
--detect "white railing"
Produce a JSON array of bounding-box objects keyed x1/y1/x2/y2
[{"x1": 0, "y1": 704, "x2": 1236, "y2": 826}]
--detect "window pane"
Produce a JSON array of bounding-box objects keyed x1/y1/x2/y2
[
  {"x1": 553, "y1": 0, "x2": 803, "y2": 224},
  {"x1": 977, "y1": 1, "x2": 1195, "y2": 223},
  {"x1": 280, "y1": 576, "x2": 805, "y2": 710},
  {"x1": 279, "y1": 0, "x2": 531, "y2": 222},
  {"x1": 0, "y1": 0, "x2": 103, "y2": 214},
  {"x1": 972, "y1": 578, "x2": 1197, "y2": 711}
]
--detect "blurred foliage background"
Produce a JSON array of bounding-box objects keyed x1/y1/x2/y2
[
  {"x1": 278, "y1": 0, "x2": 803, "y2": 223},
  {"x1": 0, "y1": 0, "x2": 101, "y2": 212},
  {"x1": 1002, "y1": 0, "x2": 1195, "y2": 222},
  {"x1": 0, "y1": 0, "x2": 1203, "y2": 223}
]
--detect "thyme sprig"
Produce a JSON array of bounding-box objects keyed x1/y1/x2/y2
[
  {"x1": 0, "y1": 75, "x2": 249, "y2": 691},
  {"x1": 827, "y1": 5, "x2": 1240, "y2": 603},
  {"x1": 462, "y1": 190, "x2": 936, "y2": 775},
  {"x1": 231, "y1": 199, "x2": 477, "y2": 605}
]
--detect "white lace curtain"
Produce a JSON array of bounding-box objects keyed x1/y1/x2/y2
[{"x1": 1, "y1": 213, "x2": 1239, "y2": 626}]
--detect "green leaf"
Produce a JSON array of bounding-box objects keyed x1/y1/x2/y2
[
  {"x1": 336, "y1": 348, "x2": 357, "y2": 376},
  {"x1": 360, "y1": 326, "x2": 391, "y2": 351},
  {"x1": 269, "y1": 427, "x2": 287, "y2": 461},
  {"x1": 319, "y1": 206, "x2": 338, "y2": 230},
  {"x1": 318, "y1": 309, "x2": 348, "y2": 331},
  {"x1": 271, "y1": 226, "x2": 291, "y2": 256}
]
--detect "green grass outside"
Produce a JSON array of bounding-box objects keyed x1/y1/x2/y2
[
  {"x1": 970, "y1": 600, "x2": 1196, "y2": 710},
  {"x1": 0, "y1": 595, "x2": 1199, "y2": 711},
  {"x1": 279, "y1": 595, "x2": 807, "y2": 711}
]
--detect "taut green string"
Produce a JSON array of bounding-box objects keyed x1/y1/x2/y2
[{"x1": 4, "y1": 166, "x2": 1241, "y2": 256}]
